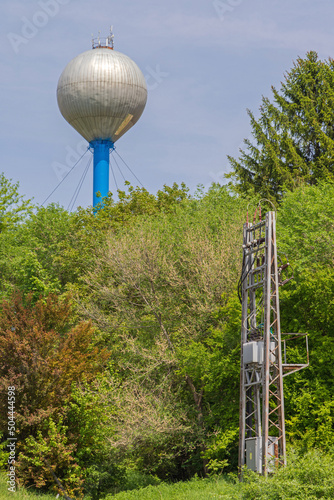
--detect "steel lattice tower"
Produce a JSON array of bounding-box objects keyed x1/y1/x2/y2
[{"x1": 238, "y1": 211, "x2": 308, "y2": 476}]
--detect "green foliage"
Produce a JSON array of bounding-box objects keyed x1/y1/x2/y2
[
  {"x1": 241, "y1": 449, "x2": 334, "y2": 499},
  {"x1": 0, "y1": 204, "x2": 100, "y2": 300},
  {"x1": 108, "y1": 475, "x2": 240, "y2": 500},
  {"x1": 65, "y1": 380, "x2": 125, "y2": 499},
  {"x1": 276, "y1": 182, "x2": 334, "y2": 451},
  {"x1": 0, "y1": 473, "x2": 57, "y2": 499},
  {"x1": 0, "y1": 173, "x2": 33, "y2": 231},
  {"x1": 2, "y1": 449, "x2": 334, "y2": 500},
  {"x1": 0, "y1": 434, "x2": 9, "y2": 470},
  {"x1": 277, "y1": 180, "x2": 334, "y2": 270},
  {"x1": 285, "y1": 394, "x2": 334, "y2": 452},
  {"x1": 3, "y1": 174, "x2": 334, "y2": 495},
  {"x1": 0, "y1": 292, "x2": 110, "y2": 494},
  {"x1": 202, "y1": 428, "x2": 238, "y2": 474},
  {"x1": 227, "y1": 52, "x2": 334, "y2": 201},
  {"x1": 75, "y1": 182, "x2": 190, "y2": 231},
  {"x1": 0, "y1": 183, "x2": 190, "y2": 302},
  {"x1": 0, "y1": 293, "x2": 109, "y2": 438},
  {"x1": 120, "y1": 470, "x2": 162, "y2": 491},
  {"x1": 79, "y1": 185, "x2": 247, "y2": 479},
  {"x1": 18, "y1": 417, "x2": 83, "y2": 498},
  {"x1": 201, "y1": 294, "x2": 241, "y2": 431},
  {"x1": 1, "y1": 473, "x2": 239, "y2": 500}
]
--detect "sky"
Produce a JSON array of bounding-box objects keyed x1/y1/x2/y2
[{"x1": 1, "y1": 0, "x2": 334, "y2": 210}]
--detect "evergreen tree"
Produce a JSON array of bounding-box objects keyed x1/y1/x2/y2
[{"x1": 226, "y1": 51, "x2": 334, "y2": 201}]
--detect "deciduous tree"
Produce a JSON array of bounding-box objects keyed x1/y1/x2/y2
[
  {"x1": 0, "y1": 172, "x2": 33, "y2": 231},
  {"x1": 0, "y1": 293, "x2": 110, "y2": 495},
  {"x1": 80, "y1": 186, "x2": 246, "y2": 477}
]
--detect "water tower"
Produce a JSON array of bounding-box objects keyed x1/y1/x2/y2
[{"x1": 57, "y1": 29, "x2": 147, "y2": 207}]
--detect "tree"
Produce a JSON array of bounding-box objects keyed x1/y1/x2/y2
[
  {"x1": 75, "y1": 181, "x2": 190, "y2": 231},
  {"x1": 0, "y1": 292, "x2": 110, "y2": 431},
  {"x1": 0, "y1": 293, "x2": 110, "y2": 496},
  {"x1": 0, "y1": 183, "x2": 190, "y2": 301},
  {"x1": 0, "y1": 205, "x2": 77, "y2": 300},
  {"x1": 277, "y1": 181, "x2": 334, "y2": 452},
  {"x1": 79, "y1": 186, "x2": 247, "y2": 478},
  {"x1": 226, "y1": 51, "x2": 334, "y2": 202},
  {"x1": 0, "y1": 173, "x2": 33, "y2": 231}
]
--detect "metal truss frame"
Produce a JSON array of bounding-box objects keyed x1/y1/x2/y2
[{"x1": 238, "y1": 211, "x2": 308, "y2": 477}]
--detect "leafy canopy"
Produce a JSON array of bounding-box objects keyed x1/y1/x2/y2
[
  {"x1": 0, "y1": 172, "x2": 33, "y2": 230},
  {"x1": 277, "y1": 181, "x2": 334, "y2": 452},
  {"x1": 80, "y1": 185, "x2": 247, "y2": 478}
]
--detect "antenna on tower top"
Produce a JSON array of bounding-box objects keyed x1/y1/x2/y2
[
  {"x1": 92, "y1": 26, "x2": 114, "y2": 50},
  {"x1": 108, "y1": 25, "x2": 115, "y2": 49}
]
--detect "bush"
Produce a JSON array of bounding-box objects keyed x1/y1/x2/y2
[
  {"x1": 242, "y1": 448, "x2": 334, "y2": 499},
  {"x1": 17, "y1": 417, "x2": 83, "y2": 498}
]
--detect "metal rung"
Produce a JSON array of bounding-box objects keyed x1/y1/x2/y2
[
  {"x1": 244, "y1": 245, "x2": 266, "y2": 256},
  {"x1": 246, "y1": 221, "x2": 266, "y2": 231},
  {"x1": 282, "y1": 363, "x2": 309, "y2": 377},
  {"x1": 245, "y1": 280, "x2": 264, "y2": 290},
  {"x1": 249, "y1": 264, "x2": 266, "y2": 274}
]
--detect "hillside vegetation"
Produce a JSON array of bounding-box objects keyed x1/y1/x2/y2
[
  {"x1": 1, "y1": 51, "x2": 334, "y2": 498},
  {"x1": 1, "y1": 449, "x2": 334, "y2": 499},
  {"x1": 0, "y1": 179, "x2": 334, "y2": 498}
]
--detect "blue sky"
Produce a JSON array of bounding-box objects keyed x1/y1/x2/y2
[{"x1": 1, "y1": 0, "x2": 334, "y2": 209}]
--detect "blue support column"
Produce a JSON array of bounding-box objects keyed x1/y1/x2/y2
[{"x1": 90, "y1": 139, "x2": 114, "y2": 207}]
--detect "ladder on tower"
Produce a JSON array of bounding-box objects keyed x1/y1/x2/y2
[{"x1": 238, "y1": 210, "x2": 309, "y2": 476}]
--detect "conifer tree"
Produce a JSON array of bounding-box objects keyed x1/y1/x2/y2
[{"x1": 226, "y1": 51, "x2": 334, "y2": 201}]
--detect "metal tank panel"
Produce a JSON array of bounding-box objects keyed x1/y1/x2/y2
[{"x1": 57, "y1": 48, "x2": 147, "y2": 143}]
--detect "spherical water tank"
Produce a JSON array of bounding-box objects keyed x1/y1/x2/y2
[{"x1": 57, "y1": 47, "x2": 147, "y2": 144}]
